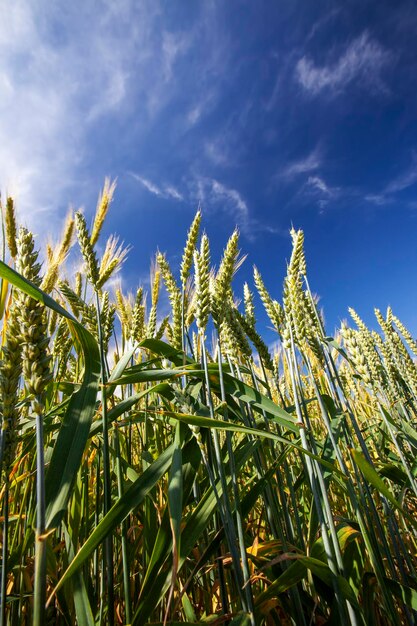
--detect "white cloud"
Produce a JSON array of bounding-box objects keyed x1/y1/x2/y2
[
  {"x1": 146, "y1": 29, "x2": 193, "y2": 118},
  {"x1": 296, "y1": 32, "x2": 391, "y2": 95},
  {"x1": 385, "y1": 157, "x2": 417, "y2": 194},
  {"x1": 365, "y1": 153, "x2": 417, "y2": 205},
  {"x1": 162, "y1": 30, "x2": 191, "y2": 82},
  {"x1": 87, "y1": 68, "x2": 128, "y2": 122},
  {"x1": 204, "y1": 137, "x2": 232, "y2": 166},
  {"x1": 306, "y1": 8, "x2": 342, "y2": 43},
  {"x1": 0, "y1": 1, "x2": 193, "y2": 236},
  {"x1": 191, "y1": 176, "x2": 279, "y2": 240},
  {"x1": 187, "y1": 105, "x2": 203, "y2": 126},
  {"x1": 165, "y1": 186, "x2": 183, "y2": 201},
  {"x1": 0, "y1": 1, "x2": 145, "y2": 234},
  {"x1": 192, "y1": 176, "x2": 251, "y2": 235},
  {"x1": 186, "y1": 90, "x2": 218, "y2": 127},
  {"x1": 364, "y1": 194, "x2": 392, "y2": 206},
  {"x1": 281, "y1": 148, "x2": 322, "y2": 179},
  {"x1": 210, "y1": 179, "x2": 250, "y2": 223},
  {"x1": 130, "y1": 173, "x2": 183, "y2": 201},
  {"x1": 0, "y1": 5, "x2": 77, "y2": 232},
  {"x1": 304, "y1": 175, "x2": 340, "y2": 212},
  {"x1": 132, "y1": 175, "x2": 164, "y2": 197},
  {"x1": 307, "y1": 176, "x2": 333, "y2": 195}
]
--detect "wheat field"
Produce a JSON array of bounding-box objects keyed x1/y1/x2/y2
[{"x1": 1, "y1": 183, "x2": 417, "y2": 625}]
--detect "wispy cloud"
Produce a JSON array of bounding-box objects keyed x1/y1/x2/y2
[
  {"x1": 0, "y1": 5, "x2": 77, "y2": 232},
  {"x1": 187, "y1": 105, "x2": 204, "y2": 126},
  {"x1": 165, "y1": 186, "x2": 183, "y2": 201},
  {"x1": 304, "y1": 175, "x2": 340, "y2": 212},
  {"x1": 130, "y1": 173, "x2": 183, "y2": 201},
  {"x1": 192, "y1": 177, "x2": 249, "y2": 230},
  {"x1": 0, "y1": 2, "x2": 160, "y2": 231},
  {"x1": 364, "y1": 193, "x2": 393, "y2": 206},
  {"x1": 366, "y1": 153, "x2": 417, "y2": 205},
  {"x1": 210, "y1": 180, "x2": 250, "y2": 224},
  {"x1": 204, "y1": 136, "x2": 235, "y2": 167},
  {"x1": 385, "y1": 157, "x2": 417, "y2": 194},
  {"x1": 186, "y1": 90, "x2": 218, "y2": 128},
  {"x1": 296, "y1": 31, "x2": 392, "y2": 96},
  {"x1": 0, "y1": 0, "x2": 253, "y2": 246},
  {"x1": 162, "y1": 31, "x2": 191, "y2": 81},
  {"x1": 280, "y1": 147, "x2": 322, "y2": 179},
  {"x1": 306, "y1": 8, "x2": 342, "y2": 43},
  {"x1": 307, "y1": 176, "x2": 333, "y2": 195},
  {"x1": 0, "y1": 1, "x2": 198, "y2": 234},
  {"x1": 146, "y1": 29, "x2": 193, "y2": 118},
  {"x1": 191, "y1": 176, "x2": 278, "y2": 240}
]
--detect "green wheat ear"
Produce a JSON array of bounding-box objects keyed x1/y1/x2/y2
[
  {"x1": 180, "y1": 209, "x2": 202, "y2": 289},
  {"x1": 52, "y1": 318, "x2": 73, "y2": 381},
  {"x1": 236, "y1": 308, "x2": 274, "y2": 371},
  {"x1": 146, "y1": 266, "x2": 160, "y2": 338},
  {"x1": 5, "y1": 197, "x2": 18, "y2": 259},
  {"x1": 100, "y1": 291, "x2": 116, "y2": 353},
  {"x1": 243, "y1": 282, "x2": 255, "y2": 327},
  {"x1": 212, "y1": 229, "x2": 241, "y2": 325},
  {"x1": 75, "y1": 211, "x2": 100, "y2": 288},
  {"x1": 341, "y1": 323, "x2": 372, "y2": 385},
  {"x1": 15, "y1": 227, "x2": 42, "y2": 285},
  {"x1": 253, "y1": 266, "x2": 281, "y2": 332},
  {"x1": 157, "y1": 252, "x2": 182, "y2": 349},
  {"x1": 15, "y1": 228, "x2": 52, "y2": 413},
  {"x1": 115, "y1": 288, "x2": 132, "y2": 344},
  {"x1": 0, "y1": 299, "x2": 23, "y2": 471},
  {"x1": 131, "y1": 286, "x2": 145, "y2": 343},
  {"x1": 157, "y1": 252, "x2": 180, "y2": 301},
  {"x1": 289, "y1": 227, "x2": 306, "y2": 276},
  {"x1": 392, "y1": 312, "x2": 417, "y2": 356},
  {"x1": 222, "y1": 303, "x2": 251, "y2": 361},
  {"x1": 194, "y1": 233, "x2": 210, "y2": 335}
]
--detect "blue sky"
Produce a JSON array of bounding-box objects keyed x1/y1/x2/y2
[{"x1": 2, "y1": 0, "x2": 417, "y2": 342}]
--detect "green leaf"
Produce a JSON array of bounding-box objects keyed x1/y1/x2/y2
[
  {"x1": 209, "y1": 369, "x2": 298, "y2": 432},
  {"x1": 134, "y1": 441, "x2": 257, "y2": 624},
  {"x1": 351, "y1": 449, "x2": 403, "y2": 510},
  {"x1": 165, "y1": 410, "x2": 344, "y2": 475},
  {"x1": 167, "y1": 425, "x2": 183, "y2": 603},
  {"x1": 377, "y1": 461, "x2": 408, "y2": 487},
  {"x1": 72, "y1": 572, "x2": 94, "y2": 626},
  {"x1": 168, "y1": 432, "x2": 183, "y2": 547},
  {"x1": 255, "y1": 555, "x2": 359, "y2": 608},
  {"x1": 139, "y1": 337, "x2": 194, "y2": 365},
  {"x1": 89, "y1": 382, "x2": 171, "y2": 438},
  {"x1": 139, "y1": 440, "x2": 201, "y2": 595},
  {"x1": 111, "y1": 368, "x2": 188, "y2": 386},
  {"x1": 384, "y1": 577, "x2": 417, "y2": 611},
  {"x1": 50, "y1": 442, "x2": 176, "y2": 597},
  {"x1": 108, "y1": 343, "x2": 137, "y2": 382}
]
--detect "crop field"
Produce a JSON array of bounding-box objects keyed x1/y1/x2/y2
[{"x1": 1, "y1": 183, "x2": 417, "y2": 625}]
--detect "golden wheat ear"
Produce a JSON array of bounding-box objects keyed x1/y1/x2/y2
[{"x1": 90, "y1": 177, "x2": 116, "y2": 246}]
